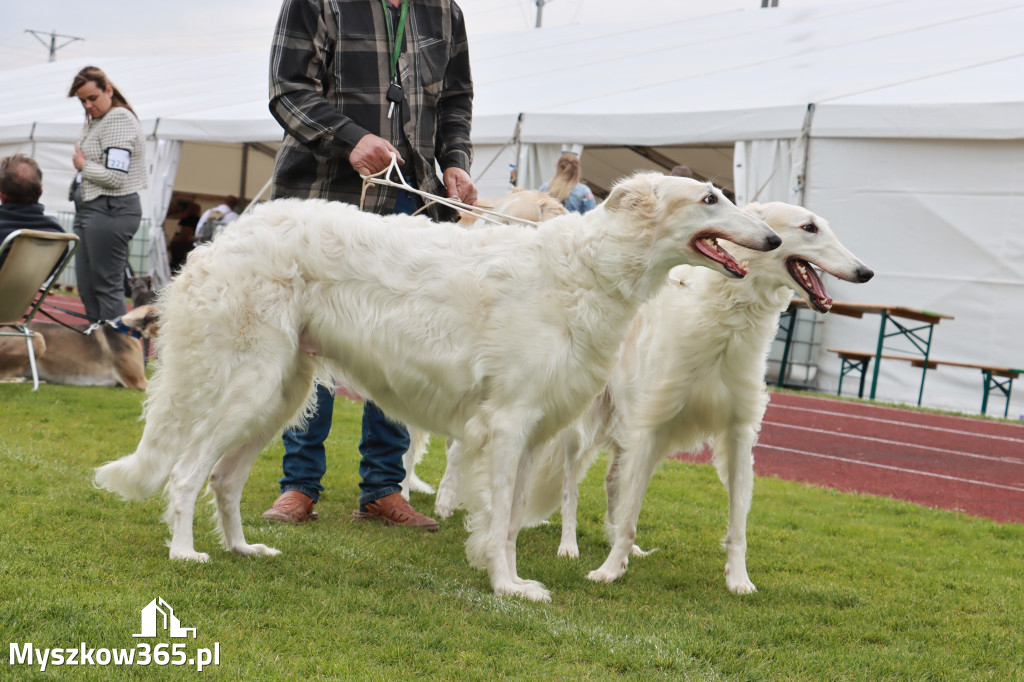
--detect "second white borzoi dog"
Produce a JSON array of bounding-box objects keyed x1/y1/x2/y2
[
  {"x1": 93, "y1": 174, "x2": 780, "y2": 602},
  {"x1": 452, "y1": 201, "x2": 873, "y2": 594}
]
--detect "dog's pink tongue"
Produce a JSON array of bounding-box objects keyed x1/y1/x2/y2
[
  {"x1": 695, "y1": 237, "x2": 746, "y2": 276},
  {"x1": 805, "y1": 264, "x2": 832, "y2": 308}
]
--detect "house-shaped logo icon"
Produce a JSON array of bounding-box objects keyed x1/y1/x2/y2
[{"x1": 133, "y1": 597, "x2": 197, "y2": 639}]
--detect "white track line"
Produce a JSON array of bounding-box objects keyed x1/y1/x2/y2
[
  {"x1": 769, "y1": 403, "x2": 1024, "y2": 444},
  {"x1": 755, "y1": 443, "x2": 1024, "y2": 494},
  {"x1": 761, "y1": 421, "x2": 1024, "y2": 465}
]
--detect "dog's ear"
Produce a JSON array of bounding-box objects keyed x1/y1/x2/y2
[
  {"x1": 742, "y1": 202, "x2": 766, "y2": 220},
  {"x1": 121, "y1": 305, "x2": 161, "y2": 338},
  {"x1": 603, "y1": 174, "x2": 662, "y2": 220},
  {"x1": 141, "y1": 308, "x2": 161, "y2": 339}
]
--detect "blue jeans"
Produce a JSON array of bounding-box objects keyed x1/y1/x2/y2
[{"x1": 278, "y1": 190, "x2": 420, "y2": 507}]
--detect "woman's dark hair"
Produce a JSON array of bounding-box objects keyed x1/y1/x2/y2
[{"x1": 67, "y1": 66, "x2": 137, "y2": 119}]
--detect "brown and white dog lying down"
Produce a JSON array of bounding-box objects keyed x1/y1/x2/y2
[
  {"x1": 0, "y1": 305, "x2": 160, "y2": 390},
  {"x1": 456, "y1": 189, "x2": 568, "y2": 228}
]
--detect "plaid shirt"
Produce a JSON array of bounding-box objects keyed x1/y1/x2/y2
[
  {"x1": 269, "y1": 0, "x2": 473, "y2": 221},
  {"x1": 77, "y1": 107, "x2": 148, "y2": 202}
]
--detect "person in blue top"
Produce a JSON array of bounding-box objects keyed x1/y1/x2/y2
[{"x1": 540, "y1": 152, "x2": 596, "y2": 214}]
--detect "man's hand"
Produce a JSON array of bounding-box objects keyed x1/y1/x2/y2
[
  {"x1": 349, "y1": 134, "x2": 404, "y2": 177},
  {"x1": 443, "y1": 167, "x2": 477, "y2": 206}
]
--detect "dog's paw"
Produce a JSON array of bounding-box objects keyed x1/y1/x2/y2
[
  {"x1": 725, "y1": 564, "x2": 757, "y2": 594},
  {"x1": 728, "y1": 580, "x2": 757, "y2": 595},
  {"x1": 556, "y1": 543, "x2": 579, "y2": 559},
  {"x1": 169, "y1": 549, "x2": 211, "y2": 563},
  {"x1": 434, "y1": 492, "x2": 456, "y2": 519},
  {"x1": 231, "y1": 543, "x2": 281, "y2": 557},
  {"x1": 587, "y1": 559, "x2": 627, "y2": 583},
  {"x1": 495, "y1": 580, "x2": 551, "y2": 603}
]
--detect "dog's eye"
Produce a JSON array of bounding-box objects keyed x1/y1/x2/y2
[
  {"x1": 702, "y1": 194, "x2": 718, "y2": 205},
  {"x1": 802, "y1": 223, "x2": 818, "y2": 233}
]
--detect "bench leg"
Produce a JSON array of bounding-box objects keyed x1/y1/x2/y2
[
  {"x1": 837, "y1": 356, "x2": 870, "y2": 399},
  {"x1": 981, "y1": 371, "x2": 1014, "y2": 418}
]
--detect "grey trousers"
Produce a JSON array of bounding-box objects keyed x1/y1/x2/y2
[{"x1": 73, "y1": 191, "x2": 142, "y2": 322}]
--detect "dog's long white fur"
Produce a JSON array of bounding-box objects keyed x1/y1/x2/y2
[
  {"x1": 463, "y1": 202, "x2": 872, "y2": 594},
  {"x1": 94, "y1": 174, "x2": 780, "y2": 602}
]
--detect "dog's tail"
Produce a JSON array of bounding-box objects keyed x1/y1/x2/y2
[
  {"x1": 94, "y1": 393, "x2": 179, "y2": 499},
  {"x1": 94, "y1": 440, "x2": 174, "y2": 500},
  {"x1": 520, "y1": 436, "x2": 569, "y2": 528},
  {"x1": 457, "y1": 447, "x2": 494, "y2": 571}
]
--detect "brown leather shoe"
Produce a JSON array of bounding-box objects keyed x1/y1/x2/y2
[
  {"x1": 261, "y1": 490, "x2": 319, "y2": 524},
  {"x1": 352, "y1": 492, "x2": 440, "y2": 530}
]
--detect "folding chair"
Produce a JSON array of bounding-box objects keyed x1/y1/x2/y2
[{"x1": 0, "y1": 229, "x2": 80, "y2": 390}]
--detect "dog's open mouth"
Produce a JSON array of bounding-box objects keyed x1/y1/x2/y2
[
  {"x1": 693, "y1": 236, "x2": 748, "y2": 278},
  {"x1": 788, "y1": 258, "x2": 833, "y2": 312}
]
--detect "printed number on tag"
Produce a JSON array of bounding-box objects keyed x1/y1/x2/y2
[{"x1": 106, "y1": 147, "x2": 131, "y2": 173}]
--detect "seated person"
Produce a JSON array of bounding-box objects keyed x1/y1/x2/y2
[{"x1": 0, "y1": 154, "x2": 65, "y2": 267}]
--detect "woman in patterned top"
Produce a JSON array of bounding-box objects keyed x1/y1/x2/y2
[{"x1": 67, "y1": 66, "x2": 148, "y2": 323}]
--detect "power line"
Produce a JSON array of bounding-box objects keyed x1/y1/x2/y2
[
  {"x1": 25, "y1": 29, "x2": 85, "y2": 62},
  {"x1": 535, "y1": 0, "x2": 555, "y2": 28}
]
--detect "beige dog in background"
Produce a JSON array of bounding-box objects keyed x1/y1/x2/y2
[{"x1": 0, "y1": 305, "x2": 159, "y2": 389}]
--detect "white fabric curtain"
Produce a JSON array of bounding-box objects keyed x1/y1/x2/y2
[
  {"x1": 732, "y1": 138, "x2": 800, "y2": 207},
  {"x1": 144, "y1": 138, "x2": 182, "y2": 287}
]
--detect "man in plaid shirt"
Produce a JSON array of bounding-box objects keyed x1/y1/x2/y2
[{"x1": 263, "y1": 0, "x2": 476, "y2": 528}]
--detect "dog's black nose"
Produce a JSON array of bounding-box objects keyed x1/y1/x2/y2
[
  {"x1": 857, "y1": 266, "x2": 875, "y2": 283},
  {"x1": 765, "y1": 233, "x2": 782, "y2": 251}
]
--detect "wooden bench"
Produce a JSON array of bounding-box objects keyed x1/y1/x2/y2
[
  {"x1": 828, "y1": 349, "x2": 937, "y2": 399},
  {"x1": 923, "y1": 360, "x2": 1020, "y2": 417},
  {"x1": 828, "y1": 349, "x2": 1021, "y2": 416}
]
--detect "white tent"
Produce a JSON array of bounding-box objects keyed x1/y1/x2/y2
[{"x1": 1, "y1": 0, "x2": 1021, "y2": 416}]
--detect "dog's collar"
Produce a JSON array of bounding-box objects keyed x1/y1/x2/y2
[{"x1": 107, "y1": 317, "x2": 143, "y2": 339}]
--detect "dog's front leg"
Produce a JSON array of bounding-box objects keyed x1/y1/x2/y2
[
  {"x1": 506, "y1": 447, "x2": 543, "y2": 588},
  {"x1": 401, "y1": 428, "x2": 434, "y2": 499},
  {"x1": 434, "y1": 438, "x2": 462, "y2": 519},
  {"x1": 587, "y1": 433, "x2": 665, "y2": 583},
  {"x1": 557, "y1": 433, "x2": 588, "y2": 559},
  {"x1": 485, "y1": 438, "x2": 550, "y2": 602},
  {"x1": 714, "y1": 427, "x2": 757, "y2": 594}
]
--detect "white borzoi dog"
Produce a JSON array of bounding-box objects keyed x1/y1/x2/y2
[
  {"x1": 93, "y1": 173, "x2": 780, "y2": 602},
  {"x1": 493, "y1": 202, "x2": 873, "y2": 593}
]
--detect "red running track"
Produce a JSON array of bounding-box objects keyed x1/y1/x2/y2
[
  {"x1": 33, "y1": 293, "x2": 89, "y2": 325},
  {"x1": 674, "y1": 391, "x2": 1024, "y2": 524}
]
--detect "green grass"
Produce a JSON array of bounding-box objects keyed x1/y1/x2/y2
[{"x1": 2, "y1": 383, "x2": 1022, "y2": 680}]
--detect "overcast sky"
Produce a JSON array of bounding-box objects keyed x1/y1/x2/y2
[{"x1": 1, "y1": 0, "x2": 833, "y2": 72}]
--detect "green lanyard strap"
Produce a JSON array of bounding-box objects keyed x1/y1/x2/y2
[{"x1": 381, "y1": 0, "x2": 409, "y2": 82}]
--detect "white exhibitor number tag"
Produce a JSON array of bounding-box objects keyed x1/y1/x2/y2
[{"x1": 106, "y1": 147, "x2": 131, "y2": 173}]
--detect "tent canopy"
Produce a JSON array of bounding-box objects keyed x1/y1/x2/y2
[{"x1": 2, "y1": 0, "x2": 1022, "y2": 148}]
